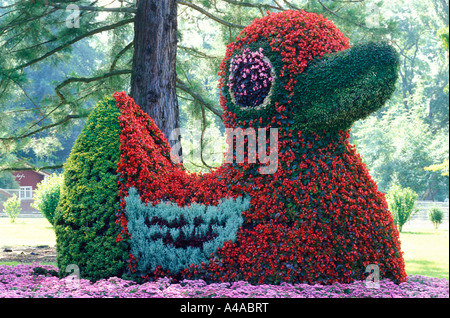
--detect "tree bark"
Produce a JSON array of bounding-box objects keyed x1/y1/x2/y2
[{"x1": 130, "y1": 0, "x2": 180, "y2": 149}]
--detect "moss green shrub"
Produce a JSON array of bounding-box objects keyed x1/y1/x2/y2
[
  {"x1": 32, "y1": 173, "x2": 63, "y2": 225},
  {"x1": 54, "y1": 95, "x2": 127, "y2": 281},
  {"x1": 429, "y1": 207, "x2": 444, "y2": 230},
  {"x1": 4, "y1": 194, "x2": 21, "y2": 223},
  {"x1": 387, "y1": 184, "x2": 418, "y2": 232}
]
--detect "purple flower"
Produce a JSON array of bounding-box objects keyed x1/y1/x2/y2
[
  {"x1": 0, "y1": 264, "x2": 448, "y2": 298},
  {"x1": 227, "y1": 48, "x2": 274, "y2": 108}
]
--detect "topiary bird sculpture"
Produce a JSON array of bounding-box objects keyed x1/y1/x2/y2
[{"x1": 55, "y1": 10, "x2": 407, "y2": 285}]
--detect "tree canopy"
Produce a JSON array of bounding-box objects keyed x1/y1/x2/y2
[{"x1": 0, "y1": 0, "x2": 448, "y2": 200}]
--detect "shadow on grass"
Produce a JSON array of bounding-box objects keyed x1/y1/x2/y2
[
  {"x1": 406, "y1": 259, "x2": 449, "y2": 280},
  {"x1": 401, "y1": 231, "x2": 437, "y2": 235}
]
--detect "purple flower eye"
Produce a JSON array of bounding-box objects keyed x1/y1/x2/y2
[{"x1": 227, "y1": 48, "x2": 275, "y2": 109}]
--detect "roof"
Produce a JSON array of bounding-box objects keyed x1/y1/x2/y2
[{"x1": 10, "y1": 160, "x2": 52, "y2": 177}]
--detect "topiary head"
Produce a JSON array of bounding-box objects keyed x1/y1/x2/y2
[{"x1": 219, "y1": 10, "x2": 399, "y2": 134}]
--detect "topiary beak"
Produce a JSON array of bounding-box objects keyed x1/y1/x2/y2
[{"x1": 292, "y1": 42, "x2": 400, "y2": 133}]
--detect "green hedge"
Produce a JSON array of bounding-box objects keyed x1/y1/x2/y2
[{"x1": 54, "y1": 95, "x2": 127, "y2": 281}]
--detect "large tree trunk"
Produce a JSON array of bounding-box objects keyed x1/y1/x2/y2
[{"x1": 130, "y1": 0, "x2": 180, "y2": 149}]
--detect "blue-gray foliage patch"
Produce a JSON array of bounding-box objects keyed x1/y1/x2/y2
[{"x1": 124, "y1": 188, "x2": 250, "y2": 275}]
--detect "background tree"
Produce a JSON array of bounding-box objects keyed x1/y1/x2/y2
[
  {"x1": 0, "y1": 0, "x2": 379, "y2": 171},
  {"x1": 0, "y1": 171, "x2": 19, "y2": 189},
  {"x1": 351, "y1": 0, "x2": 449, "y2": 200},
  {"x1": 429, "y1": 206, "x2": 444, "y2": 229},
  {"x1": 130, "y1": 0, "x2": 179, "y2": 148},
  {"x1": 3, "y1": 194, "x2": 21, "y2": 223}
]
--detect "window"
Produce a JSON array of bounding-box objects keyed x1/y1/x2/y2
[{"x1": 19, "y1": 186, "x2": 32, "y2": 200}]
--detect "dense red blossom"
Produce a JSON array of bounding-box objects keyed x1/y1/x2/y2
[{"x1": 112, "y1": 10, "x2": 407, "y2": 285}]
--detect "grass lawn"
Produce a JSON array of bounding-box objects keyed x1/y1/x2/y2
[
  {"x1": 0, "y1": 218, "x2": 448, "y2": 280},
  {"x1": 0, "y1": 218, "x2": 56, "y2": 248},
  {"x1": 400, "y1": 229, "x2": 449, "y2": 280}
]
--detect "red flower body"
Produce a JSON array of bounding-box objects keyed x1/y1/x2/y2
[{"x1": 112, "y1": 10, "x2": 407, "y2": 285}]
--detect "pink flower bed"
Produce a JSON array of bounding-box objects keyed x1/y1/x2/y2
[{"x1": 0, "y1": 264, "x2": 448, "y2": 298}]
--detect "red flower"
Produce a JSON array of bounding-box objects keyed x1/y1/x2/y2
[{"x1": 111, "y1": 10, "x2": 407, "y2": 285}]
